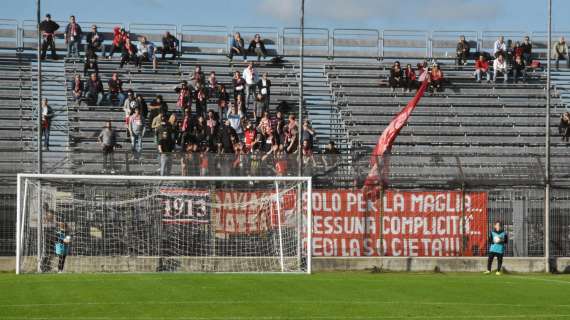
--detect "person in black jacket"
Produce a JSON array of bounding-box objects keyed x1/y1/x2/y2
[
  {"x1": 512, "y1": 55, "x2": 526, "y2": 84},
  {"x1": 520, "y1": 36, "x2": 533, "y2": 66},
  {"x1": 389, "y1": 61, "x2": 404, "y2": 92},
  {"x1": 256, "y1": 72, "x2": 271, "y2": 116},
  {"x1": 83, "y1": 49, "x2": 99, "y2": 76},
  {"x1": 39, "y1": 14, "x2": 60, "y2": 60},
  {"x1": 85, "y1": 73, "x2": 104, "y2": 106},
  {"x1": 85, "y1": 25, "x2": 104, "y2": 57},
  {"x1": 559, "y1": 112, "x2": 570, "y2": 142},
  {"x1": 161, "y1": 31, "x2": 179, "y2": 60},
  {"x1": 248, "y1": 34, "x2": 268, "y2": 61}
]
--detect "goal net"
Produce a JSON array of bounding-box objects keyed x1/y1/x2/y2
[{"x1": 16, "y1": 174, "x2": 312, "y2": 274}]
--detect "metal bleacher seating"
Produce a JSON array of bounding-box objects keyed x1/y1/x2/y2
[
  {"x1": 0, "y1": 20, "x2": 567, "y2": 182},
  {"x1": 64, "y1": 57, "x2": 299, "y2": 174}
]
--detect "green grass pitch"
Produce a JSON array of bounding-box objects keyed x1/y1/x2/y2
[{"x1": 0, "y1": 272, "x2": 569, "y2": 319}]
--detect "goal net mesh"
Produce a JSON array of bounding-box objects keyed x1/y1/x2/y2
[{"x1": 17, "y1": 176, "x2": 310, "y2": 273}]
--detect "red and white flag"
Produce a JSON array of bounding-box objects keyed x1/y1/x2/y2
[{"x1": 364, "y1": 79, "x2": 429, "y2": 191}]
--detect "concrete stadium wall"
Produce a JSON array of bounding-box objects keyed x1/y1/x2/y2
[
  {"x1": 2, "y1": 257, "x2": 570, "y2": 273},
  {"x1": 313, "y1": 257, "x2": 570, "y2": 273}
]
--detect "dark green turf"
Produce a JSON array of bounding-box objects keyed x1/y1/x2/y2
[{"x1": 0, "y1": 272, "x2": 569, "y2": 319}]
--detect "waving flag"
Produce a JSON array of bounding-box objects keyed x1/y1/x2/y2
[{"x1": 364, "y1": 78, "x2": 429, "y2": 190}]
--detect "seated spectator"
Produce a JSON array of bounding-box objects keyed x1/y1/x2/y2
[
  {"x1": 83, "y1": 50, "x2": 99, "y2": 76},
  {"x1": 456, "y1": 35, "x2": 470, "y2": 66},
  {"x1": 404, "y1": 64, "x2": 417, "y2": 92},
  {"x1": 520, "y1": 36, "x2": 533, "y2": 66},
  {"x1": 227, "y1": 103, "x2": 244, "y2": 137},
  {"x1": 107, "y1": 73, "x2": 125, "y2": 106},
  {"x1": 493, "y1": 54, "x2": 508, "y2": 83},
  {"x1": 85, "y1": 73, "x2": 104, "y2": 106},
  {"x1": 86, "y1": 25, "x2": 104, "y2": 57},
  {"x1": 175, "y1": 80, "x2": 192, "y2": 111},
  {"x1": 243, "y1": 62, "x2": 258, "y2": 109},
  {"x1": 256, "y1": 72, "x2": 271, "y2": 116},
  {"x1": 554, "y1": 37, "x2": 569, "y2": 70},
  {"x1": 108, "y1": 27, "x2": 127, "y2": 59},
  {"x1": 39, "y1": 14, "x2": 59, "y2": 60},
  {"x1": 513, "y1": 42, "x2": 523, "y2": 60},
  {"x1": 64, "y1": 15, "x2": 82, "y2": 59},
  {"x1": 559, "y1": 112, "x2": 570, "y2": 142},
  {"x1": 161, "y1": 31, "x2": 179, "y2": 60},
  {"x1": 428, "y1": 64, "x2": 444, "y2": 92},
  {"x1": 474, "y1": 55, "x2": 491, "y2": 83},
  {"x1": 232, "y1": 71, "x2": 246, "y2": 100},
  {"x1": 192, "y1": 65, "x2": 205, "y2": 89},
  {"x1": 389, "y1": 61, "x2": 404, "y2": 92},
  {"x1": 71, "y1": 74, "x2": 83, "y2": 104},
  {"x1": 512, "y1": 55, "x2": 526, "y2": 83},
  {"x1": 248, "y1": 34, "x2": 268, "y2": 61},
  {"x1": 120, "y1": 38, "x2": 138, "y2": 69},
  {"x1": 98, "y1": 121, "x2": 117, "y2": 173},
  {"x1": 217, "y1": 85, "x2": 230, "y2": 120},
  {"x1": 137, "y1": 36, "x2": 158, "y2": 72},
  {"x1": 493, "y1": 36, "x2": 507, "y2": 58},
  {"x1": 228, "y1": 32, "x2": 247, "y2": 61}
]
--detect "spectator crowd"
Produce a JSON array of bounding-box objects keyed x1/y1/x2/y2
[{"x1": 37, "y1": 13, "x2": 333, "y2": 175}]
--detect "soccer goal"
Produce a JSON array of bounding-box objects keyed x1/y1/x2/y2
[{"x1": 15, "y1": 174, "x2": 312, "y2": 274}]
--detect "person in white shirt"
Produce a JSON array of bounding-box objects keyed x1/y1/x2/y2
[
  {"x1": 227, "y1": 103, "x2": 244, "y2": 136},
  {"x1": 493, "y1": 54, "x2": 508, "y2": 83},
  {"x1": 493, "y1": 36, "x2": 507, "y2": 58},
  {"x1": 242, "y1": 62, "x2": 259, "y2": 110},
  {"x1": 137, "y1": 36, "x2": 158, "y2": 72}
]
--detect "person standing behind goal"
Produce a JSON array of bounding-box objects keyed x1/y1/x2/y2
[{"x1": 485, "y1": 221, "x2": 508, "y2": 275}]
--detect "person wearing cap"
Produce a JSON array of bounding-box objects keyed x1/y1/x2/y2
[
  {"x1": 39, "y1": 14, "x2": 60, "y2": 60},
  {"x1": 64, "y1": 15, "x2": 82, "y2": 58},
  {"x1": 86, "y1": 24, "x2": 104, "y2": 57}
]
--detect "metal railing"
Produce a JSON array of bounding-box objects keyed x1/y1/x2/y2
[{"x1": 0, "y1": 18, "x2": 567, "y2": 60}]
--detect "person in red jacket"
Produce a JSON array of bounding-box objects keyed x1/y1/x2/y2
[
  {"x1": 108, "y1": 27, "x2": 127, "y2": 59},
  {"x1": 474, "y1": 55, "x2": 491, "y2": 83},
  {"x1": 429, "y1": 64, "x2": 444, "y2": 92},
  {"x1": 404, "y1": 64, "x2": 417, "y2": 92}
]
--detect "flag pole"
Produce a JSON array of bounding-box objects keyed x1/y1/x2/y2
[
  {"x1": 298, "y1": 0, "x2": 304, "y2": 176},
  {"x1": 36, "y1": 0, "x2": 42, "y2": 174},
  {"x1": 544, "y1": 0, "x2": 551, "y2": 273}
]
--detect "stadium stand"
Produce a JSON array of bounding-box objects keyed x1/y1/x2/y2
[{"x1": 1, "y1": 20, "x2": 570, "y2": 256}]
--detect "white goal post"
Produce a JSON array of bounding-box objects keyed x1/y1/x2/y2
[{"x1": 16, "y1": 174, "x2": 312, "y2": 274}]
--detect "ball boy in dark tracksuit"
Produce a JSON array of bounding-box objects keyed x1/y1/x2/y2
[{"x1": 485, "y1": 221, "x2": 508, "y2": 275}]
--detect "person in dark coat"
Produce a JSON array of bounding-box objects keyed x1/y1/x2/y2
[{"x1": 39, "y1": 14, "x2": 60, "y2": 60}]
